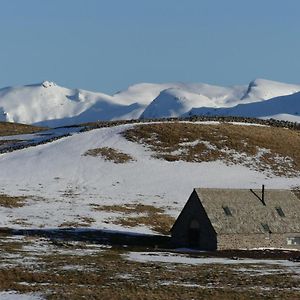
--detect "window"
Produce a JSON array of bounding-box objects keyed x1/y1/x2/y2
[
  {"x1": 261, "y1": 223, "x2": 271, "y2": 233},
  {"x1": 222, "y1": 206, "x2": 232, "y2": 216},
  {"x1": 275, "y1": 207, "x2": 285, "y2": 217},
  {"x1": 287, "y1": 237, "x2": 300, "y2": 245}
]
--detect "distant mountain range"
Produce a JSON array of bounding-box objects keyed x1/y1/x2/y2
[{"x1": 0, "y1": 79, "x2": 300, "y2": 127}]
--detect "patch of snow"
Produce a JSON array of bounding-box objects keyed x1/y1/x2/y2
[
  {"x1": 227, "y1": 122, "x2": 268, "y2": 127},
  {"x1": 124, "y1": 251, "x2": 300, "y2": 274},
  {"x1": 0, "y1": 291, "x2": 43, "y2": 300},
  {"x1": 116, "y1": 273, "x2": 135, "y2": 280}
]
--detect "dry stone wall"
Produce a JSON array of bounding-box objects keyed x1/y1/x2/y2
[{"x1": 218, "y1": 233, "x2": 300, "y2": 250}]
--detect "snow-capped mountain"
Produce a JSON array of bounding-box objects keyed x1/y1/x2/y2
[
  {"x1": 141, "y1": 79, "x2": 300, "y2": 120},
  {"x1": 0, "y1": 79, "x2": 300, "y2": 127},
  {"x1": 140, "y1": 88, "x2": 213, "y2": 119},
  {"x1": 186, "y1": 91, "x2": 300, "y2": 122},
  {"x1": 0, "y1": 81, "x2": 145, "y2": 127},
  {"x1": 241, "y1": 79, "x2": 300, "y2": 102},
  {"x1": 139, "y1": 83, "x2": 246, "y2": 119}
]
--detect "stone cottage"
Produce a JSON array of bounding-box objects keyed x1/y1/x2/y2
[{"x1": 170, "y1": 187, "x2": 300, "y2": 250}]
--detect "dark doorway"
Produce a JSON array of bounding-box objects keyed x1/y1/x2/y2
[{"x1": 188, "y1": 219, "x2": 200, "y2": 248}]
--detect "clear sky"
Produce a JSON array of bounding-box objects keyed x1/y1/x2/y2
[{"x1": 0, "y1": 0, "x2": 299, "y2": 94}]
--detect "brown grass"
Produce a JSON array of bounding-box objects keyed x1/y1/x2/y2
[
  {"x1": 0, "y1": 121, "x2": 45, "y2": 136},
  {"x1": 0, "y1": 240, "x2": 300, "y2": 300},
  {"x1": 0, "y1": 194, "x2": 27, "y2": 208},
  {"x1": 59, "y1": 216, "x2": 95, "y2": 228},
  {"x1": 92, "y1": 204, "x2": 174, "y2": 234},
  {"x1": 124, "y1": 122, "x2": 300, "y2": 176},
  {"x1": 114, "y1": 214, "x2": 174, "y2": 235},
  {"x1": 83, "y1": 147, "x2": 134, "y2": 163},
  {"x1": 92, "y1": 203, "x2": 164, "y2": 214},
  {"x1": 292, "y1": 187, "x2": 300, "y2": 200}
]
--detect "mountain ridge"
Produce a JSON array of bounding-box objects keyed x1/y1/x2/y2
[{"x1": 0, "y1": 79, "x2": 300, "y2": 126}]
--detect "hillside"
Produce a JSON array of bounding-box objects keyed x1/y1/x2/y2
[
  {"x1": 0, "y1": 120, "x2": 299, "y2": 233},
  {"x1": 0, "y1": 79, "x2": 300, "y2": 126},
  {"x1": 0, "y1": 121, "x2": 45, "y2": 136}
]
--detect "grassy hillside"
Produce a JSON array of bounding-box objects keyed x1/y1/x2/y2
[
  {"x1": 0, "y1": 120, "x2": 299, "y2": 233},
  {"x1": 0, "y1": 121, "x2": 45, "y2": 136},
  {"x1": 124, "y1": 122, "x2": 300, "y2": 177}
]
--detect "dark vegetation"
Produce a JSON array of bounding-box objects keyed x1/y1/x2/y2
[
  {"x1": 78, "y1": 115, "x2": 300, "y2": 132},
  {"x1": 0, "y1": 139, "x2": 23, "y2": 146},
  {"x1": 0, "y1": 121, "x2": 45, "y2": 136},
  {"x1": 123, "y1": 122, "x2": 300, "y2": 176}
]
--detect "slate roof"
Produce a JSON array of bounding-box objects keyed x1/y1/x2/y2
[{"x1": 194, "y1": 188, "x2": 300, "y2": 234}]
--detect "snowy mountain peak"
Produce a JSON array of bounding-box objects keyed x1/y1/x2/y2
[
  {"x1": 41, "y1": 80, "x2": 57, "y2": 88},
  {"x1": 0, "y1": 79, "x2": 300, "y2": 126},
  {"x1": 140, "y1": 88, "x2": 212, "y2": 119},
  {"x1": 241, "y1": 78, "x2": 300, "y2": 102}
]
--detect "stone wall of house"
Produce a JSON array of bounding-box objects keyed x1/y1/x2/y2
[
  {"x1": 218, "y1": 233, "x2": 300, "y2": 250},
  {"x1": 171, "y1": 191, "x2": 217, "y2": 250}
]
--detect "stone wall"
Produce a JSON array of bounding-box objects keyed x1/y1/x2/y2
[
  {"x1": 82, "y1": 115, "x2": 300, "y2": 132},
  {"x1": 2, "y1": 115, "x2": 299, "y2": 154},
  {"x1": 218, "y1": 233, "x2": 300, "y2": 250}
]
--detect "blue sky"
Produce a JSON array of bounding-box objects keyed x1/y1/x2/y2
[{"x1": 0, "y1": 0, "x2": 299, "y2": 93}]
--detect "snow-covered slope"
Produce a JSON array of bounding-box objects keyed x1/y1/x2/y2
[
  {"x1": 140, "y1": 88, "x2": 213, "y2": 119},
  {"x1": 0, "y1": 81, "x2": 145, "y2": 127},
  {"x1": 140, "y1": 84, "x2": 246, "y2": 119},
  {"x1": 142, "y1": 79, "x2": 300, "y2": 120},
  {"x1": 0, "y1": 79, "x2": 300, "y2": 126},
  {"x1": 112, "y1": 82, "x2": 246, "y2": 106},
  {"x1": 187, "y1": 91, "x2": 300, "y2": 122},
  {"x1": 241, "y1": 79, "x2": 300, "y2": 103},
  {"x1": 0, "y1": 122, "x2": 299, "y2": 232}
]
